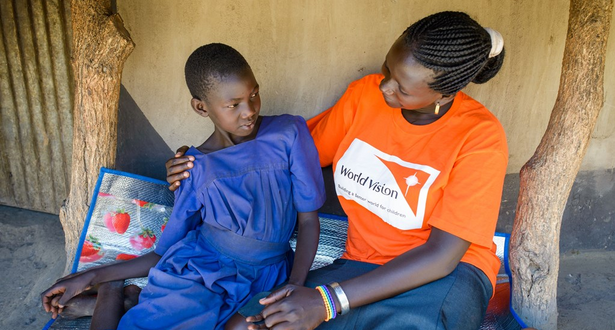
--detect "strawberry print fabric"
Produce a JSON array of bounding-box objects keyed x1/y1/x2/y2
[{"x1": 76, "y1": 171, "x2": 174, "y2": 288}]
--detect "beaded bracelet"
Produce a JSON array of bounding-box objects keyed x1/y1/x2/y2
[
  {"x1": 315, "y1": 286, "x2": 332, "y2": 321},
  {"x1": 315, "y1": 285, "x2": 336, "y2": 321},
  {"x1": 322, "y1": 284, "x2": 337, "y2": 317}
]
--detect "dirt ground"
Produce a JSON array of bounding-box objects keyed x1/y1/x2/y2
[{"x1": 1, "y1": 204, "x2": 614, "y2": 330}]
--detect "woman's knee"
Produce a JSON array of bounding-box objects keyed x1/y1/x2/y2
[{"x1": 438, "y1": 263, "x2": 492, "y2": 329}]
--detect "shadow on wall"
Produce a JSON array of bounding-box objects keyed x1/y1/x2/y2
[{"x1": 116, "y1": 85, "x2": 173, "y2": 181}]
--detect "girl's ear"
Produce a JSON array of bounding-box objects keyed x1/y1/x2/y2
[{"x1": 191, "y1": 98, "x2": 209, "y2": 118}]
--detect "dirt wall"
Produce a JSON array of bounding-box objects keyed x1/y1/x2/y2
[{"x1": 117, "y1": 0, "x2": 615, "y2": 173}]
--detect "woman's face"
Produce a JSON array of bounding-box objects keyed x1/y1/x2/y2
[{"x1": 379, "y1": 37, "x2": 444, "y2": 111}]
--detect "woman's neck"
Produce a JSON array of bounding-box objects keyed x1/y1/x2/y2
[{"x1": 401, "y1": 101, "x2": 453, "y2": 125}]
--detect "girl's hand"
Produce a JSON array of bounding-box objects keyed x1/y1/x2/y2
[
  {"x1": 165, "y1": 146, "x2": 194, "y2": 192},
  {"x1": 41, "y1": 270, "x2": 95, "y2": 319},
  {"x1": 247, "y1": 285, "x2": 326, "y2": 330}
]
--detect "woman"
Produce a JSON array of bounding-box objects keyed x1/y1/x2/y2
[{"x1": 168, "y1": 11, "x2": 508, "y2": 330}]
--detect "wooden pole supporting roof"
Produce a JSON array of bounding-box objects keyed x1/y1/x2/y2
[
  {"x1": 60, "y1": 0, "x2": 134, "y2": 271},
  {"x1": 510, "y1": 0, "x2": 613, "y2": 329}
]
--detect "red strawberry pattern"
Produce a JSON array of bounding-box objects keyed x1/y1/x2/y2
[
  {"x1": 132, "y1": 199, "x2": 153, "y2": 209},
  {"x1": 161, "y1": 217, "x2": 169, "y2": 232},
  {"x1": 103, "y1": 210, "x2": 131, "y2": 234},
  {"x1": 130, "y1": 229, "x2": 156, "y2": 251},
  {"x1": 116, "y1": 253, "x2": 138, "y2": 261},
  {"x1": 113, "y1": 211, "x2": 131, "y2": 234},
  {"x1": 80, "y1": 235, "x2": 104, "y2": 263}
]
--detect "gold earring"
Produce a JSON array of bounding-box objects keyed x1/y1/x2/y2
[{"x1": 434, "y1": 102, "x2": 440, "y2": 115}]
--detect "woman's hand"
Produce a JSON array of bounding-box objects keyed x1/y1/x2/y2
[
  {"x1": 247, "y1": 285, "x2": 326, "y2": 330},
  {"x1": 41, "y1": 270, "x2": 96, "y2": 319},
  {"x1": 245, "y1": 285, "x2": 295, "y2": 328},
  {"x1": 165, "y1": 146, "x2": 194, "y2": 191}
]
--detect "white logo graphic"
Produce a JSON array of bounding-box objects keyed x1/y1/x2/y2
[
  {"x1": 404, "y1": 173, "x2": 420, "y2": 196},
  {"x1": 335, "y1": 139, "x2": 440, "y2": 230}
]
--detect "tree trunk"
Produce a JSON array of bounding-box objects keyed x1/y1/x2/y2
[
  {"x1": 59, "y1": 0, "x2": 134, "y2": 273},
  {"x1": 509, "y1": 0, "x2": 612, "y2": 329}
]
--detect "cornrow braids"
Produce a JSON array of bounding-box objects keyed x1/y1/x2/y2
[
  {"x1": 184, "y1": 43, "x2": 251, "y2": 101},
  {"x1": 403, "y1": 11, "x2": 505, "y2": 95}
]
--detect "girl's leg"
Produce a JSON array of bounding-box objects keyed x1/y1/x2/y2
[
  {"x1": 90, "y1": 281, "x2": 125, "y2": 330},
  {"x1": 55, "y1": 284, "x2": 141, "y2": 321},
  {"x1": 56, "y1": 294, "x2": 97, "y2": 319},
  {"x1": 224, "y1": 312, "x2": 253, "y2": 330},
  {"x1": 118, "y1": 266, "x2": 227, "y2": 329},
  {"x1": 51, "y1": 286, "x2": 99, "y2": 319},
  {"x1": 122, "y1": 284, "x2": 141, "y2": 312}
]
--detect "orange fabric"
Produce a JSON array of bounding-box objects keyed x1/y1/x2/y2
[{"x1": 307, "y1": 74, "x2": 508, "y2": 290}]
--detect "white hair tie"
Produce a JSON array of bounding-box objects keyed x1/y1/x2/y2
[{"x1": 484, "y1": 28, "x2": 504, "y2": 58}]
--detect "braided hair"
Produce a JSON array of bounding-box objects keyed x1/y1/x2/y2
[
  {"x1": 185, "y1": 43, "x2": 251, "y2": 101},
  {"x1": 403, "y1": 11, "x2": 505, "y2": 95}
]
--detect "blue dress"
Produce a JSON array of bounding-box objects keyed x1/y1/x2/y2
[{"x1": 118, "y1": 115, "x2": 326, "y2": 329}]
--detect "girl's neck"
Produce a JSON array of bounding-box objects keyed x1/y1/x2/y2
[{"x1": 198, "y1": 116, "x2": 263, "y2": 154}]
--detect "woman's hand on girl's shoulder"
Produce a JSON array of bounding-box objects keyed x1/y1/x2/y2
[
  {"x1": 165, "y1": 146, "x2": 194, "y2": 191},
  {"x1": 246, "y1": 285, "x2": 326, "y2": 330}
]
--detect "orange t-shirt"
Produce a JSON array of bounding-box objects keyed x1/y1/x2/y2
[{"x1": 307, "y1": 74, "x2": 508, "y2": 289}]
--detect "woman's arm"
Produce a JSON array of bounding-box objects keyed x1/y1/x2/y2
[
  {"x1": 250, "y1": 227, "x2": 469, "y2": 329},
  {"x1": 339, "y1": 227, "x2": 469, "y2": 306},
  {"x1": 41, "y1": 251, "x2": 161, "y2": 318},
  {"x1": 287, "y1": 211, "x2": 320, "y2": 286}
]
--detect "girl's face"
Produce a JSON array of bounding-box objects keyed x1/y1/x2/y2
[
  {"x1": 193, "y1": 69, "x2": 261, "y2": 144},
  {"x1": 379, "y1": 37, "x2": 445, "y2": 112}
]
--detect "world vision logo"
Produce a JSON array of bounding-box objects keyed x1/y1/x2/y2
[
  {"x1": 335, "y1": 139, "x2": 440, "y2": 230},
  {"x1": 374, "y1": 156, "x2": 435, "y2": 215},
  {"x1": 405, "y1": 173, "x2": 420, "y2": 194}
]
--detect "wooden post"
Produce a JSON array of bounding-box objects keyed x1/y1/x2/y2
[
  {"x1": 509, "y1": 0, "x2": 612, "y2": 329},
  {"x1": 59, "y1": 0, "x2": 134, "y2": 272}
]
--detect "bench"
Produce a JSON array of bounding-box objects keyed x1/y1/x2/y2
[{"x1": 44, "y1": 167, "x2": 526, "y2": 330}]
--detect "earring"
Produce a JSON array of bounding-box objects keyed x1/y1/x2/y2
[{"x1": 434, "y1": 102, "x2": 440, "y2": 115}]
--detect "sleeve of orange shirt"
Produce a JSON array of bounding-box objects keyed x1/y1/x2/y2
[
  {"x1": 307, "y1": 78, "x2": 365, "y2": 167},
  {"x1": 428, "y1": 122, "x2": 508, "y2": 248}
]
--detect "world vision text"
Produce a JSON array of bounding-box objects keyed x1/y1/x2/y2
[{"x1": 339, "y1": 165, "x2": 399, "y2": 199}]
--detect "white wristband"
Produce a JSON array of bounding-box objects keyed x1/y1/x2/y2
[{"x1": 329, "y1": 282, "x2": 350, "y2": 315}]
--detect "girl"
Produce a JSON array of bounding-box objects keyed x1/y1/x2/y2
[{"x1": 42, "y1": 43, "x2": 325, "y2": 330}]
